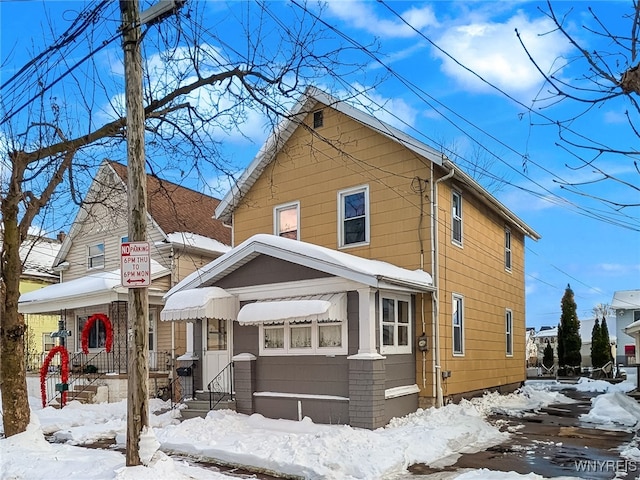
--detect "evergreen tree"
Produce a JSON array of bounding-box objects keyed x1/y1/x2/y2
[
  {"x1": 557, "y1": 284, "x2": 582, "y2": 370},
  {"x1": 600, "y1": 317, "x2": 613, "y2": 364},
  {"x1": 590, "y1": 317, "x2": 603, "y2": 368},
  {"x1": 543, "y1": 341, "x2": 554, "y2": 370}
]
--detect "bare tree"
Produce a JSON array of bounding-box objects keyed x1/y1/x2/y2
[
  {"x1": 516, "y1": 1, "x2": 640, "y2": 211},
  {"x1": 0, "y1": 0, "x2": 370, "y2": 438}
]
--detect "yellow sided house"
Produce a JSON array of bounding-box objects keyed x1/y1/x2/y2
[
  {"x1": 18, "y1": 160, "x2": 231, "y2": 404},
  {"x1": 165, "y1": 87, "x2": 541, "y2": 428},
  {"x1": 15, "y1": 234, "x2": 63, "y2": 368}
]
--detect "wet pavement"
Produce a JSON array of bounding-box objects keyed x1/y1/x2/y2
[{"x1": 407, "y1": 388, "x2": 638, "y2": 479}]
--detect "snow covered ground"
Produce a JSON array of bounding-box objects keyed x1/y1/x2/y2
[{"x1": 1, "y1": 372, "x2": 639, "y2": 480}]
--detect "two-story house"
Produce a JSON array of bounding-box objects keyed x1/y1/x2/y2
[
  {"x1": 18, "y1": 160, "x2": 231, "y2": 402},
  {"x1": 164, "y1": 87, "x2": 540, "y2": 429}
]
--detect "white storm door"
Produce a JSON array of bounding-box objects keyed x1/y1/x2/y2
[{"x1": 203, "y1": 318, "x2": 231, "y2": 391}]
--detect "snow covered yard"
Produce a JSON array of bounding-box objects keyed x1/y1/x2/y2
[{"x1": 1, "y1": 373, "x2": 639, "y2": 480}]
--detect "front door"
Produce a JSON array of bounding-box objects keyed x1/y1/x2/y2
[{"x1": 203, "y1": 318, "x2": 231, "y2": 391}]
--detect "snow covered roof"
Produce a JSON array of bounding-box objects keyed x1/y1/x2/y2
[
  {"x1": 19, "y1": 236, "x2": 62, "y2": 280},
  {"x1": 163, "y1": 232, "x2": 231, "y2": 256},
  {"x1": 168, "y1": 234, "x2": 435, "y2": 296},
  {"x1": 612, "y1": 290, "x2": 640, "y2": 310},
  {"x1": 534, "y1": 327, "x2": 558, "y2": 338},
  {"x1": 18, "y1": 260, "x2": 169, "y2": 314}
]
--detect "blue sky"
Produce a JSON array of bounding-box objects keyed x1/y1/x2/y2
[{"x1": 1, "y1": 1, "x2": 638, "y2": 330}]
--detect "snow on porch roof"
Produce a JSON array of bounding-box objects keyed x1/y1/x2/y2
[
  {"x1": 18, "y1": 260, "x2": 169, "y2": 314},
  {"x1": 169, "y1": 234, "x2": 435, "y2": 296},
  {"x1": 237, "y1": 293, "x2": 346, "y2": 325},
  {"x1": 161, "y1": 286, "x2": 238, "y2": 321}
]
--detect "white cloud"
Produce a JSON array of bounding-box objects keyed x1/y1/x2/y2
[
  {"x1": 433, "y1": 11, "x2": 572, "y2": 98},
  {"x1": 326, "y1": 0, "x2": 437, "y2": 38},
  {"x1": 603, "y1": 110, "x2": 628, "y2": 124}
]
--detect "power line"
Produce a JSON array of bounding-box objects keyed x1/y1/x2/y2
[{"x1": 288, "y1": 0, "x2": 640, "y2": 232}]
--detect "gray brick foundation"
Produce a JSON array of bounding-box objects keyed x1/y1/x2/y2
[{"x1": 348, "y1": 356, "x2": 385, "y2": 429}]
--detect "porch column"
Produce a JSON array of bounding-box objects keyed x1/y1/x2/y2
[
  {"x1": 347, "y1": 355, "x2": 385, "y2": 429},
  {"x1": 357, "y1": 287, "x2": 377, "y2": 354},
  {"x1": 232, "y1": 353, "x2": 256, "y2": 415},
  {"x1": 185, "y1": 321, "x2": 195, "y2": 357}
]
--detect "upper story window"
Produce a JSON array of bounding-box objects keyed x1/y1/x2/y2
[
  {"x1": 313, "y1": 110, "x2": 324, "y2": 128},
  {"x1": 87, "y1": 243, "x2": 105, "y2": 269},
  {"x1": 505, "y1": 309, "x2": 513, "y2": 356},
  {"x1": 338, "y1": 185, "x2": 369, "y2": 248},
  {"x1": 380, "y1": 294, "x2": 412, "y2": 354},
  {"x1": 452, "y1": 191, "x2": 462, "y2": 246},
  {"x1": 452, "y1": 294, "x2": 464, "y2": 355},
  {"x1": 274, "y1": 202, "x2": 300, "y2": 240},
  {"x1": 505, "y1": 228, "x2": 512, "y2": 271}
]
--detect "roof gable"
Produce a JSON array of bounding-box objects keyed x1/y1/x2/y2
[
  {"x1": 214, "y1": 87, "x2": 539, "y2": 240},
  {"x1": 55, "y1": 160, "x2": 231, "y2": 265},
  {"x1": 215, "y1": 87, "x2": 444, "y2": 223}
]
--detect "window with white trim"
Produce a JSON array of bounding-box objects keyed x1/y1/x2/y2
[
  {"x1": 87, "y1": 243, "x2": 104, "y2": 269},
  {"x1": 274, "y1": 202, "x2": 300, "y2": 240},
  {"x1": 505, "y1": 228, "x2": 512, "y2": 271},
  {"x1": 506, "y1": 309, "x2": 513, "y2": 356},
  {"x1": 338, "y1": 185, "x2": 369, "y2": 247},
  {"x1": 380, "y1": 294, "x2": 412, "y2": 354},
  {"x1": 260, "y1": 319, "x2": 346, "y2": 356},
  {"x1": 43, "y1": 333, "x2": 55, "y2": 352},
  {"x1": 452, "y1": 294, "x2": 464, "y2": 355},
  {"x1": 452, "y1": 191, "x2": 462, "y2": 245}
]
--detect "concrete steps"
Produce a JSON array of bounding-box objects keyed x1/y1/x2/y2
[{"x1": 180, "y1": 390, "x2": 235, "y2": 420}]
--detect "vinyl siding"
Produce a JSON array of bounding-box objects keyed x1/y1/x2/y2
[{"x1": 230, "y1": 105, "x2": 528, "y2": 400}]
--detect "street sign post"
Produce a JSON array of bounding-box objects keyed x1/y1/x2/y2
[{"x1": 120, "y1": 241, "x2": 151, "y2": 288}]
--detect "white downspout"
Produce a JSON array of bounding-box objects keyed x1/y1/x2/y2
[{"x1": 432, "y1": 164, "x2": 455, "y2": 407}]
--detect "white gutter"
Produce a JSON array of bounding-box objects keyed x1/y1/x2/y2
[{"x1": 432, "y1": 165, "x2": 455, "y2": 407}]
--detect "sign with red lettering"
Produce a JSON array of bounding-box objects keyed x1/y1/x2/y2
[{"x1": 120, "y1": 241, "x2": 151, "y2": 288}]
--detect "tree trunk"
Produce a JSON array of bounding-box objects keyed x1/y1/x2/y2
[
  {"x1": 121, "y1": 0, "x2": 150, "y2": 467},
  {"x1": 1, "y1": 155, "x2": 30, "y2": 437}
]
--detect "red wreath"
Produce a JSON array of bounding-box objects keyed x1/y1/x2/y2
[
  {"x1": 40, "y1": 346, "x2": 69, "y2": 408},
  {"x1": 81, "y1": 313, "x2": 113, "y2": 354}
]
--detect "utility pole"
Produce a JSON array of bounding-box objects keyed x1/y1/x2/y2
[
  {"x1": 119, "y1": 0, "x2": 185, "y2": 466},
  {"x1": 120, "y1": 0, "x2": 149, "y2": 466}
]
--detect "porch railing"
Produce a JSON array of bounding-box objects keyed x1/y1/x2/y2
[
  {"x1": 29, "y1": 350, "x2": 174, "y2": 407},
  {"x1": 207, "y1": 362, "x2": 234, "y2": 410},
  {"x1": 26, "y1": 350, "x2": 172, "y2": 375}
]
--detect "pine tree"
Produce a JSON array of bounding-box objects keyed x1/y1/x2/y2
[
  {"x1": 557, "y1": 284, "x2": 582, "y2": 371},
  {"x1": 543, "y1": 341, "x2": 554, "y2": 370},
  {"x1": 590, "y1": 317, "x2": 603, "y2": 368},
  {"x1": 600, "y1": 317, "x2": 613, "y2": 364}
]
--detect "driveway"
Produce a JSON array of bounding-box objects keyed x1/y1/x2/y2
[{"x1": 406, "y1": 386, "x2": 636, "y2": 479}]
